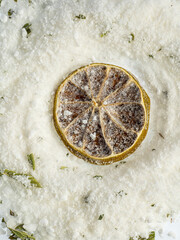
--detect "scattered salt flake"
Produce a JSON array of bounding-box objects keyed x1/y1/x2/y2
[
  {"x1": 90, "y1": 133, "x2": 96, "y2": 140},
  {"x1": 82, "y1": 119, "x2": 88, "y2": 124},
  {"x1": 22, "y1": 28, "x2": 28, "y2": 38},
  {"x1": 13, "y1": 175, "x2": 31, "y2": 187},
  {"x1": 23, "y1": 224, "x2": 37, "y2": 233},
  {"x1": 64, "y1": 110, "x2": 72, "y2": 116},
  {"x1": 0, "y1": 13, "x2": 8, "y2": 23},
  {"x1": 167, "y1": 231, "x2": 176, "y2": 238},
  {"x1": 0, "y1": 1, "x2": 180, "y2": 240},
  {"x1": 93, "y1": 115, "x2": 97, "y2": 121},
  {"x1": 39, "y1": 218, "x2": 49, "y2": 227}
]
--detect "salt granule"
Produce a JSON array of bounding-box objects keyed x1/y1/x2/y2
[{"x1": 0, "y1": 0, "x2": 180, "y2": 239}]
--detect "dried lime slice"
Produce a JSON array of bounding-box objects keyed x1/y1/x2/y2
[{"x1": 53, "y1": 63, "x2": 150, "y2": 165}]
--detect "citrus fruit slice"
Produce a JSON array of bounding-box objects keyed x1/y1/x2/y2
[{"x1": 53, "y1": 63, "x2": 150, "y2": 165}]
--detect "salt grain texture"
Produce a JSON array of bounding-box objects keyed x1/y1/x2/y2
[{"x1": 0, "y1": 0, "x2": 180, "y2": 239}]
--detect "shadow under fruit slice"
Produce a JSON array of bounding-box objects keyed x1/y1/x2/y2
[{"x1": 53, "y1": 63, "x2": 150, "y2": 165}]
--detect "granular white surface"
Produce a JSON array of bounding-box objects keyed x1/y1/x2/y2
[{"x1": 0, "y1": 0, "x2": 180, "y2": 239}]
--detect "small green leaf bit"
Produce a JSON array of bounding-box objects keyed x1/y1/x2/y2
[
  {"x1": 8, "y1": 226, "x2": 35, "y2": 240},
  {"x1": 2, "y1": 220, "x2": 35, "y2": 239},
  {"x1": 60, "y1": 166, "x2": 68, "y2": 170},
  {"x1": 130, "y1": 231, "x2": 155, "y2": 240},
  {"x1": 10, "y1": 210, "x2": 16, "y2": 216},
  {"x1": 93, "y1": 175, "x2": 103, "y2": 179},
  {"x1": 148, "y1": 54, "x2": 154, "y2": 58},
  {"x1": 129, "y1": 33, "x2": 135, "y2": 43},
  {"x1": 158, "y1": 132, "x2": 164, "y2": 139},
  {"x1": 75, "y1": 14, "x2": 86, "y2": 20},
  {"x1": 27, "y1": 153, "x2": 35, "y2": 170},
  {"x1": 100, "y1": 31, "x2": 110, "y2": 38},
  {"x1": 98, "y1": 214, "x2": 104, "y2": 220},
  {"x1": 22, "y1": 23, "x2": 32, "y2": 37},
  {"x1": 8, "y1": 9, "x2": 14, "y2": 18},
  {"x1": 3, "y1": 170, "x2": 42, "y2": 188}
]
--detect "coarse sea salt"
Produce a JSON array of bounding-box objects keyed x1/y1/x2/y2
[{"x1": 0, "y1": 0, "x2": 180, "y2": 240}]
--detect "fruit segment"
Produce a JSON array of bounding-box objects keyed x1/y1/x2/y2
[
  {"x1": 59, "y1": 81, "x2": 91, "y2": 103},
  {"x1": 70, "y1": 70, "x2": 91, "y2": 97},
  {"x1": 99, "y1": 68, "x2": 129, "y2": 101},
  {"x1": 57, "y1": 102, "x2": 92, "y2": 129},
  {"x1": 104, "y1": 82, "x2": 141, "y2": 105},
  {"x1": 83, "y1": 108, "x2": 112, "y2": 157},
  {"x1": 106, "y1": 103, "x2": 145, "y2": 132},
  {"x1": 66, "y1": 108, "x2": 93, "y2": 148},
  {"x1": 100, "y1": 108, "x2": 137, "y2": 154},
  {"x1": 86, "y1": 65, "x2": 107, "y2": 99}
]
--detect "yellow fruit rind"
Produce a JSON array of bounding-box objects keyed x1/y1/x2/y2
[{"x1": 53, "y1": 63, "x2": 150, "y2": 165}]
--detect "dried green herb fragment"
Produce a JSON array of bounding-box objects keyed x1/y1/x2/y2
[
  {"x1": 83, "y1": 193, "x2": 90, "y2": 203},
  {"x1": 116, "y1": 190, "x2": 127, "y2": 197},
  {"x1": 148, "y1": 54, "x2": 154, "y2": 58},
  {"x1": 75, "y1": 14, "x2": 86, "y2": 19},
  {"x1": 129, "y1": 33, "x2": 135, "y2": 42},
  {"x1": 15, "y1": 224, "x2": 26, "y2": 231},
  {"x1": 3, "y1": 169, "x2": 42, "y2": 188},
  {"x1": 98, "y1": 214, "x2": 104, "y2": 220},
  {"x1": 152, "y1": 149, "x2": 156, "y2": 151},
  {"x1": 162, "y1": 90, "x2": 168, "y2": 98},
  {"x1": 66, "y1": 152, "x2": 69, "y2": 156},
  {"x1": 84, "y1": 196, "x2": 89, "y2": 203},
  {"x1": 130, "y1": 231, "x2": 155, "y2": 240},
  {"x1": 0, "y1": 0, "x2": 2, "y2": 7},
  {"x1": 115, "y1": 161, "x2": 126, "y2": 167},
  {"x1": 158, "y1": 132, "x2": 164, "y2": 139},
  {"x1": 146, "y1": 231, "x2": 155, "y2": 240},
  {"x1": 0, "y1": 171, "x2": 3, "y2": 176},
  {"x1": 8, "y1": 9, "x2": 14, "y2": 18},
  {"x1": 60, "y1": 166, "x2": 68, "y2": 170},
  {"x1": 0, "y1": 200, "x2": 2, "y2": 204},
  {"x1": 27, "y1": 153, "x2": 35, "y2": 170},
  {"x1": 158, "y1": 47, "x2": 162, "y2": 52},
  {"x1": 100, "y1": 31, "x2": 110, "y2": 38},
  {"x1": 22, "y1": 23, "x2": 32, "y2": 36},
  {"x1": 8, "y1": 227, "x2": 35, "y2": 240},
  {"x1": 93, "y1": 175, "x2": 103, "y2": 179},
  {"x1": 4, "y1": 170, "x2": 15, "y2": 177},
  {"x1": 10, "y1": 210, "x2": 15, "y2": 216},
  {"x1": 14, "y1": 0, "x2": 17, "y2": 2},
  {"x1": 9, "y1": 236, "x2": 17, "y2": 239},
  {"x1": 151, "y1": 204, "x2": 155, "y2": 207}
]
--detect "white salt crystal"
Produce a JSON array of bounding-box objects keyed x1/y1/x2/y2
[
  {"x1": 64, "y1": 110, "x2": 72, "y2": 116},
  {"x1": 90, "y1": 133, "x2": 96, "y2": 140}
]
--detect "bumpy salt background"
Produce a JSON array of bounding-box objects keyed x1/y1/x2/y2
[{"x1": 0, "y1": 0, "x2": 180, "y2": 239}]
